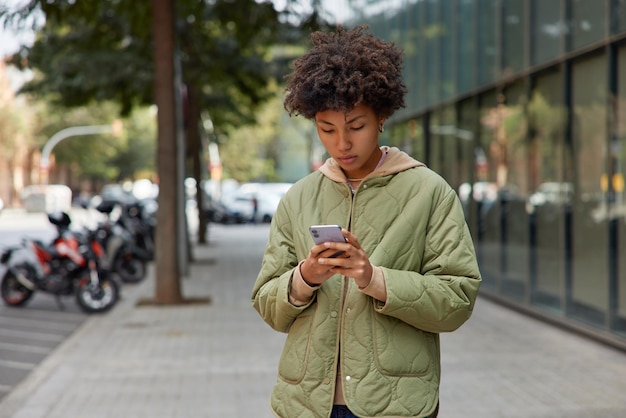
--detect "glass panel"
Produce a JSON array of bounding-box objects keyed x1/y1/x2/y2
[
  {"x1": 425, "y1": 0, "x2": 439, "y2": 104},
  {"x1": 389, "y1": 118, "x2": 426, "y2": 165},
  {"x1": 379, "y1": 6, "x2": 408, "y2": 117},
  {"x1": 503, "y1": 0, "x2": 526, "y2": 75},
  {"x1": 411, "y1": 118, "x2": 426, "y2": 164},
  {"x1": 458, "y1": 99, "x2": 480, "y2": 239},
  {"x1": 430, "y1": 106, "x2": 459, "y2": 189},
  {"x1": 500, "y1": 82, "x2": 530, "y2": 300},
  {"x1": 477, "y1": 0, "x2": 498, "y2": 85},
  {"x1": 405, "y1": 0, "x2": 424, "y2": 111},
  {"x1": 429, "y1": 112, "x2": 442, "y2": 173},
  {"x1": 531, "y1": 0, "x2": 563, "y2": 66},
  {"x1": 528, "y1": 68, "x2": 566, "y2": 311},
  {"x1": 570, "y1": 0, "x2": 606, "y2": 51},
  {"x1": 612, "y1": 0, "x2": 626, "y2": 34},
  {"x1": 616, "y1": 45, "x2": 626, "y2": 328},
  {"x1": 457, "y1": 0, "x2": 476, "y2": 93},
  {"x1": 571, "y1": 54, "x2": 609, "y2": 326},
  {"x1": 440, "y1": 0, "x2": 455, "y2": 100},
  {"x1": 476, "y1": 90, "x2": 501, "y2": 288}
]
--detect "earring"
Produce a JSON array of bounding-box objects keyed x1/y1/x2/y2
[{"x1": 378, "y1": 124, "x2": 384, "y2": 133}]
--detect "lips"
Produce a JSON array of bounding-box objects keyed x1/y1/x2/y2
[{"x1": 338, "y1": 155, "x2": 357, "y2": 165}]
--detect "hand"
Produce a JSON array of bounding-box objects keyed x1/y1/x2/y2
[{"x1": 300, "y1": 229, "x2": 373, "y2": 289}]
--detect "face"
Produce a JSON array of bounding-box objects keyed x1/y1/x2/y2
[{"x1": 315, "y1": 103, "x2": 384, "y2": 180}]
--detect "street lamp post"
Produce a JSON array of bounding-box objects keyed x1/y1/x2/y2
[{"x1": 39, "y1": 122, "x2": 122, "y2": 184}]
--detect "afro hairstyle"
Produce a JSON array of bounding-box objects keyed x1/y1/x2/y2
[{"x1": 283, "y1": 25, "x2": 407, "y2": 120}]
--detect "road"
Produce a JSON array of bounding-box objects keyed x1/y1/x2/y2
[
  {"x1": 0, "y1": 205, "x2": 202, "y2": 403},
  {"x1": 0, "y1": 209, "x2": 95, "y2": 402}
]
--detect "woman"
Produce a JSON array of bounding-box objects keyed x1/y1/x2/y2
[{"x1": 252, "y1": 25, "x2": 481, "y2": 418}]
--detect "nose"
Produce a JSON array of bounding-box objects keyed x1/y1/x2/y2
[{"x1": 337, "y1": 130, "x2": 351, "y2": 151}]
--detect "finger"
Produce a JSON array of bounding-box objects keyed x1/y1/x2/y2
[
  {"x1": 319, "y1": 257, "x2": 352, "y2": 269},
  {"x1": 311, "y1": 244, "x2": 334, "y2": 258},
  {"x1": 341, "y1": 229, "x2": 362, "y2": 249},
  {"x1": 323, "y1": 241, "x2": 352, "y2": 254}
]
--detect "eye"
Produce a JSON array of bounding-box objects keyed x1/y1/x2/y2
[
  {"x1": 321, "y1": 128, "x2": 335, "y2": 134},
  {"x1": 351, "y1": 125, "x2": 365, "y2": 131}
]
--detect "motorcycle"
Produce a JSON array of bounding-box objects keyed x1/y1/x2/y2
[
  {"x1": 122, "y1": 199, "x2": 156, "y2": 261},
  {"x1": 0, "y1": 211, "x2": 120, "y2": 313},
  {"x1": 93, "y1": 200, "x2": 150, "y2": 283}
]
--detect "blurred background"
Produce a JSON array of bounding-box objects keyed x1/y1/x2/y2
[{"x1": 1, "y1": 0, "x2": 626, "y2": 352}]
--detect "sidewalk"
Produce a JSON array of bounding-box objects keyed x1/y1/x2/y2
[
  {"x1": 1, "y1": 223, "x2": 626, "y2": 417},
  {"x1": 0, "y1": 224, "x2": 285, "y2": 418}
]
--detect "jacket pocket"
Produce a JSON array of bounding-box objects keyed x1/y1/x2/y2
[
  {"x1": 278, "y1": 309, "x2": 315, "y2": 384},
  {"x1": 371, "y1": 313, "x2": 436, "y2": 377}
]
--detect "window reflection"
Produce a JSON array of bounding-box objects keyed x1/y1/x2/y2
[
  {"x1": 458, "y1": 99, "x2": 480, "y2": 239},
  {"x1": 570, "y1": 0, "x2": 606, "y2": 50},
  {"x1": 571, "y1": 54, "x2": 609, "y2": 326},
  {"x1": 500, "y1": 83, "x2": 530, "y2": 300},
  {"x1": 615, "y1": 45, "x2": 626, "y2": 331},
  {"x1": 531, "y1": 0, "x2": 562, "y2": 66},
  {"x1": 472, "y1": 86, "x2": 530, "y2": 297},
  {"x1": 612, "y1": 0, "x2": 626, "y2": 34},
  {"x1": 477, "y1": 0, "x2": 498, "y2": 86},
  {"x1": 440, "y1": 0, "x2": 455, "y2": 100},
  {"x1": 527, "y1": 68, "x2": 567, "y2": 311},
  {"x1": 476, "y1": 90, "x2": 500, "y2": 288},
  {"x1": 329, "y1": 0, "x2": 626, "y2": 344},
  {"x1": 457, "y1": 0, "x2": 476, "y2": 94},
  {"x1": 389, "y1": 118, "x2": 425, "y2": 170},
  {"x1": 503, "y1": 0, "x2": 526, "y2": 75},
  {"x1": 429, "y1": 107, "x2": 459, "y2": 189}
]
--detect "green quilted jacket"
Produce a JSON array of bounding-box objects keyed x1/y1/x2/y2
[{"x1": 252, "y1": 147, "x2": 481, "y2": 418}]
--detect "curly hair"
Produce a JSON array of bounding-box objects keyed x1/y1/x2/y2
[{"x1": 284, "y1": 25, "x2": 407, "y2": 120}]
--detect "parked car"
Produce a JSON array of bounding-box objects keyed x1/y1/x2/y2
[
  {"x1": 203, "y1": 194, "x2": 239, "y2": 224},
  {"x1": 528, "y1": 182, "x2": 574, "y2": 207},
  {"x1": 21, "y1": 184, "x2": 72, "y2": 213},
  {"x1": 219, "y1": 192, "x2": 256, "y2": 223},
  {"x1": 218, "y1": 182, "x2": 293, "y2": 224},
  {"x1": 185, "y1": 178, "x2": 239, "y2": 224}
]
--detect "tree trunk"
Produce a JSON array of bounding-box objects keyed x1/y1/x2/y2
[
  {"x1": 151, "y1": 0, "x2": 183, "y2": 304},
  {"x1": 185, "y1": 84, "x2": 208, "y2": 244}
]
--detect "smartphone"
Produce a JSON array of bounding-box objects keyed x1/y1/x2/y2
[{"x1": 309, "y1": 225, "x2": 347, "y2": 258}]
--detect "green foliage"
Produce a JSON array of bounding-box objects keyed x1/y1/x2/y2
[
  {"x1": 4, "y1": 0, "x2": 302, "y2": 123},
  {"x1": 220, "y1": 84, "x2": 283, "y2": 182},
  {"x1": 1, "y1": 0, "x2": 329, "y2": 184},
  {"x1": 0, "y1": 101, "x2": 28, "y2": 158},
  {"x1": 109, "y1": 106, "x2": 157, "y2": 181},
  {"x1": 32, "y1": 99, "x2": 156, "y2": 183}
]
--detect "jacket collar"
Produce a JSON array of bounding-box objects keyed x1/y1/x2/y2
[{"x1": 318, "y1": 146, "x2": 425, "y2": 184}]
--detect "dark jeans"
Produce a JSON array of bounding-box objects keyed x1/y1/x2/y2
[
  {"x1": 330, "y1": 403, "x2": 439, "y2": 418},
  {"x1": 331, "y1": 405, "x2": 358, "y2": 418}
]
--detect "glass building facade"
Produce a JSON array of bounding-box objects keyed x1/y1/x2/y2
[{"x1": 330, "y1": 0, "x2": 626, "y2": 349}]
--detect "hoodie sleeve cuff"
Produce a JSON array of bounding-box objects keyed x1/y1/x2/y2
[
  {"x1": 288, "y1": 261, "x2": 319, "y2": 307},
  {"x1": 358, "y1": 266, "x2": 387, "y2": 303}
]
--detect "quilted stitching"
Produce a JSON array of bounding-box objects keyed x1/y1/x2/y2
[{"x1": 253, "y1": 154, "x2": 481, "y2": 418}]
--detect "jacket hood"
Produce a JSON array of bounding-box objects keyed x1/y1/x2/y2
[{"x1": 318, "y1": 146, "x2": 425, "y2": 184}]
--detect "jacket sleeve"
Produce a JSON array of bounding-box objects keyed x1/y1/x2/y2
[
  {"x1": 251, "y1": 200, "x2": 313, "y2": 333},
  {"x1": 375, "y1": 186, "x2": 482, "y2": 333}
]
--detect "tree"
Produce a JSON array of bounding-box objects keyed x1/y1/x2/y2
[
  {"x1": 151, "y1": 0, "x2": 183, "y2": 304},
  {"x1": 0, "y1": 0, "x2": 328, "y2": 303}
]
